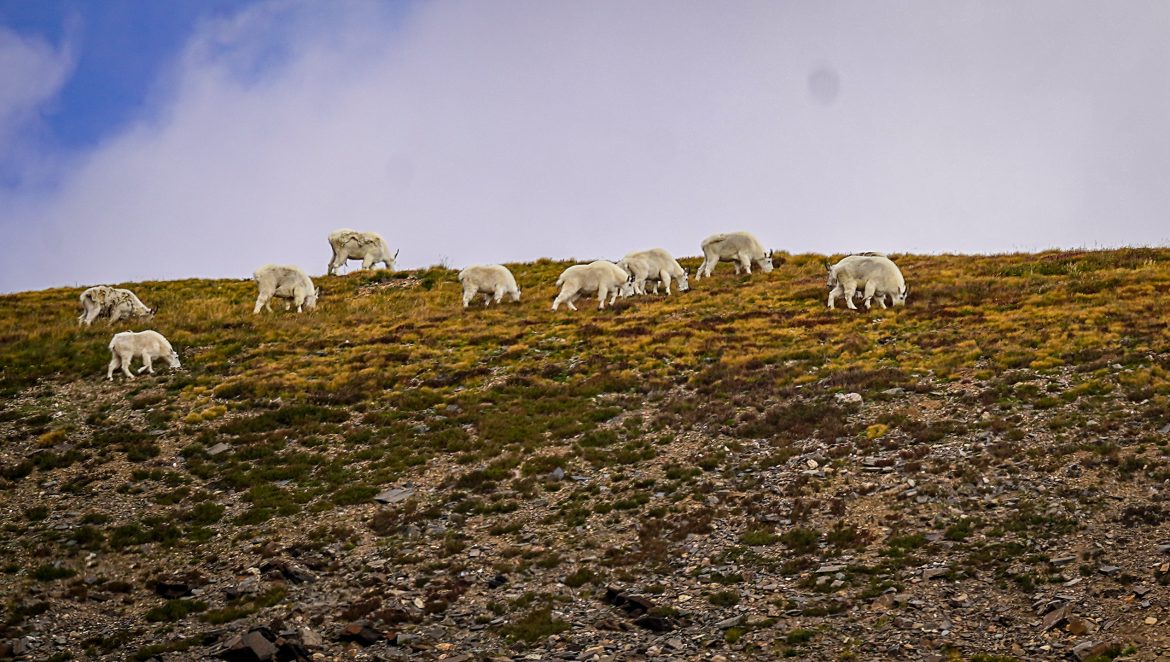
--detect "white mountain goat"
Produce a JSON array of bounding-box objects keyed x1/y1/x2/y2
[
  {"x1": 107, "y1": 330, "x2": 180, "y2": 380},
  {"x1": 694, "y1": 232, "x2": 773, "y2": 279},
  {"x1": 457, "y1": 264, "x2": 521, "y2": 307},
  {"x1": 617, "y1": 248, "x2": 689, "y2": 295},
  {"x1": 826, "y1": 254, "x2": 908, "y2": 310},
  {"x1": 78, "y1": 286, "x2": 155, "y2": 326},
  {"x1": 326, "y1": 229, "x2": 398, "y2": 275},
  {"x1": 253, "y1": 264, "x2": 319, "y2": 314},
  {"x1": 615, "y1": 254, "x2": 655, "y2": 295},
  {"x1": 552, "y1": 260, "x2": 636, "y2": 311}
]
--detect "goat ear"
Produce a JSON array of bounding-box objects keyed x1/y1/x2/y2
[{"x1": 824, "y1": 260, "x2": 832, "y2": 273}]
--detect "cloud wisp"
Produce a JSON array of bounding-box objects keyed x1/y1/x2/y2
[
  {"x1": 3, "y1": 1, "x2": 1170, "y2": 294},
  {"x1": 0, "y1": 22, "x2": 74, "y2": 188}
]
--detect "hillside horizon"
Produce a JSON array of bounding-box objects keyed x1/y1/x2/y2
[{"x1": 7, "y1": 244, "x2": 1170, "y2": 297}]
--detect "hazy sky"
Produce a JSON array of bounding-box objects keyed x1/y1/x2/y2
[{"x1": 2, "y1": 1, "x2": 1169, "y2": 294}]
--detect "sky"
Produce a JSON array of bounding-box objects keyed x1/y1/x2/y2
[{"x1": 2, "y1": 0, "x2": 1169, "y2": 294}]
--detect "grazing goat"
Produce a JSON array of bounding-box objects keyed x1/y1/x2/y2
[
  {"x1": 78, "y1": 286, "x2": 155, "y2": 326},
  {"x1": 618, "y1": 248, "x2": 689, "y2": 295},
  {"x1": 327, "y1": 229, "x2": 397, "y2": 275},
  {"x1": 826, "y1": 254, "x2": 908, "y2": 310},
  {"x1": 107, "y1": 330, "x2": 180, "y2": 380},
  {"x1": 253, "y1": 264, "x2": 318, "y2": 314},
  {"x1": 552, "y1": 261, "x2": 635, "y2": 311},
  {"x1": 694, "y1": 232, "x2": 773, "y2": 279},
  {"x1": 458, "y1": 264, "x2": 521, "y2": 307}
]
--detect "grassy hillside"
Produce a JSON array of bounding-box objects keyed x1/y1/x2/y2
[{"x1": 2, "y1": 249, "x2": 1170, "y2": 660}]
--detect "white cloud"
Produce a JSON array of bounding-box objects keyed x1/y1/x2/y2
[
  {"x1": 3, "y1": 0, "x2": 1170, "y2": 293},
  {"x1": 0, "y1": 24, "x2": 74, "y2": 185}
]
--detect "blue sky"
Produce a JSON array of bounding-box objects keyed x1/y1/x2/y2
[
  {"x1": 1, "y1": 1, "x2": 250, "y2": 151},
  {"x1": 2, "y1": 1, "x2": 1170, "y2": 294}
]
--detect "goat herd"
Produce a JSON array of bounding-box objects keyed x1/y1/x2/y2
[{"x1": 77, "y1": 228, "x2": 909, "y2": 380}]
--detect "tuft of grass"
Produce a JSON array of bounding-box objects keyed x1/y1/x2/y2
[
  {"x1": 707, "y1": 590, "x2": 740, "y2": 607},
  {"x1": 785, "y1": 628, "x2": 815, "y2": 645},
  {"x1": 563, "y1": 567, "x2": 595, "y2": 588},
  {"x1": 781, "y1": 528, "x2": 820, "y2": 555},
  {"x1": 500, "y1": 606, "x2": 570, "y2": 643},
  {"x1": 145, "y1": 599, "x2": 206, "y2": 622},
  {"x1": 741, "y1": 528, "x2": 779, "y2": 546},
  {"x1": 31, "y1": 564, "x2": 76, "y2": 582}
]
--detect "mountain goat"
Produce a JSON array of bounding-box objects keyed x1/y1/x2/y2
[
  {"x1": 78, "y1": 286, "x2": 155, "y2": 326},
  {"x1": 458, "y1": 264, "x2": 521, "y2": 307},
  {"x1": 618, "y1": 248, "x2": 689, "y2": 296},
  {"x1": 552, "y1": 260, "x2": 636, "y2": 311},
  {"x1": 826, "y1": 254, "x2": 908, "y2": 310},
  {"x1": 253, "y1": 264, "x2": 319, "y2": 314},
  {"x1": 694, "y1": 232, "x2": 773, "y2": 279},
  {"x1": 107, "y1": 330, "x2": 180, "y2": 380},
  {"x1": 326, "y1": 229, "x2": 398, "y2": 275}
]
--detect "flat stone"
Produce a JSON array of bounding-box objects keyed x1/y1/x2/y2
[
  {"x1": 154, "y1": 571, "x2": 207, "y2": 598},
  {"x1": 1072, "y1": 642, "x2": 1116, "y2": 662},
  {"x1": 207, "y1": 442, "x2": 231, "y2": 456},
  {"x1": 1042, "y1": 605, "x2": 1069, "y2": 631},
  {"x1": 219, "y1": 629, "x2": 277, "y2": 661},
  {"x1": 259, "y1": 559, "x2": 315, "y2": 583},
  {"x1": 226, "y1": 576, "x2": 258, "y2": 600},
  {"x1": 1065, "y1": 616, "x2": 1097, "y2": 636},
  {"x1": 816, "y1": 564, "x2": 847, "y2": 574},
  {"x1": 633, "y1": 615, "x2": 672, "y2": 632},
  {"x1": 340, "y1": 622, "x2": 382, "y2": 646},
  {"x1": 299, "y1": 627, "x2": 323, "y2": 648},
  {"x1": 155, "y1": 580, "x2": 194, "y2": 599},
  {"x1": 1098, "y1": 565, "x2": 1121, "y2": 575},
  {"x1": 624, "y1": 596, "x2": 654, "y2": 615},
  {"x1": 922, "y1": 567, "x2": 951, "y2": 580},
  {"x1": 715, "y1": 615, "x2": 742, "y2": 629},
  {"x1": 374, "y1": 487, "x2": 415, "y2": 504}
]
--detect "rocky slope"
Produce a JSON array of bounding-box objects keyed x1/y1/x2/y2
[{"x1": 1, "y1": 250, "x2": 1169, "y2": 661}]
